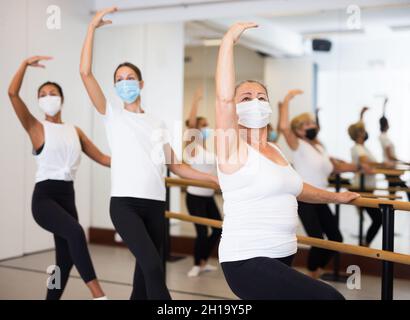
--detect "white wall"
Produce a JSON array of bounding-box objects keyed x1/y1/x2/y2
[
  {"x1": 90, "y1": 22, "x2": 185, "y2": 229},
  {"x1": 264, "y1": 57, "x2": 315, "y2": 160},
  {"x1": 0, "y1": 0, "x2": 94, "y2": 259}
]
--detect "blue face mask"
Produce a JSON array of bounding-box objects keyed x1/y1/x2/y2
[
  {"x1": 115, "y1": 80, "x2": 140, "y2": 104},
  {"x1": 200, "y1": 127, "x2": 211, "y2": 140},
  {"x1": 268, "y1": 131, "x2": 278, "y2": 142}
]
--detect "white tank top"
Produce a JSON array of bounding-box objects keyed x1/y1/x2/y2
[
  {"x1": 217, "y1": 143, "x2": 303, "y2": 263},
  {"x1": 185, "y1": 145, "x2": 216, "y2": 197},
  {"x1": 292, "y1": 139, "x2": 333, "y2": 189},
  {"x1": 34, "y1": 121, "x2": 82, "y2": 183}
]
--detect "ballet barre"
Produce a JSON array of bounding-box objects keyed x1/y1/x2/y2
[{"x1": 165, "y1": 177, "x2": 410, "y2": 300}]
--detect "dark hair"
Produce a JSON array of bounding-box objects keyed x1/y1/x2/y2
[
  {"x1": 114, "y1": 62, "x2": 142, "y2": 83},
  {"x1": 235, "y1": 80, "x2": 269, "y2": 98},
  {"x1": 38, "y1": 82, "x2": 64, "y2": 102},
  {"x1": 379, "y1": 116, "x2": 389, "y2": 132},
  {"x1": 185, "y1": 116, "x2": 205, "y2": 128}
]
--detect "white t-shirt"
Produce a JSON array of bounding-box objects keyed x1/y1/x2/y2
[
  {"x1": 379, "y1": 132, "x2": 396, "y2": 162},
  {"x1": 35, "y1": 121, "x2": 82, "y2": 183},
  {"x1": 217, "y1": 143, "x2": 303, "y2": 263},
  {"x1": 103, "y1": 102, "x2": 170, "y2": 201},
  {"x1": 351, "y1": 144, "x2": 377, "y2": 188},
  {"x1": 291, "y1": 139, "x2": 334, "y2": 189},
  {"x1": 184, "y1": 145, "x2": 216, "y2": 197}
]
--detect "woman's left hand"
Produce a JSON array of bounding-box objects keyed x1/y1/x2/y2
[{"x1": 335, "y1": 191, "x2": 360, "y2": 204}]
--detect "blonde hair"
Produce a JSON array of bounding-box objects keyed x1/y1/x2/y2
[
  {"x1": 235, "y1": 80, "x2": 269, "y2": 98},
  {"x1": 348, "y1": 121, "x2": 365, "y2": 141},
  {"x1": 290, "y1": 112, "x2": 315, "y2": 133}
]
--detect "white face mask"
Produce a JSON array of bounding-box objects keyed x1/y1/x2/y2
[
  {"x1": 39, "y1": 96, "x2": 62, "y2": 117},
  {"x1": 236, "y1": 99, "x2": 272, "y2": 129}
]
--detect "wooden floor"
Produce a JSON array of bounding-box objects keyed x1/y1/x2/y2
[{"x1": 1, "y1": 244, "x2": 410, "y2": 300}]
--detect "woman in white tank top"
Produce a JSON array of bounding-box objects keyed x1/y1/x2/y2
[
  {"x1": 278, "y1": 92, "x2": 367, "y2": 279},
  {"x1": 8, "y1": 56, "x2": 110, "y2": 300},
  {"x1": 183, "y1": 88, "x2": 222, "y2": 277},
  {"x1": 215, "y1": 23, "x2": 359, "y2": 300}
]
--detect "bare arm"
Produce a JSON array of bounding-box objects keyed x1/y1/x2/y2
[
  {"x1": 8, "y1": 56, "x2": 52, "y2": 149},
  {"x1": 187, "y1": 87, "x2": 203, "y2": 128},
  {"x1": 80, "y1": 6, "x2": 118, "y2": 115},
  {"x1": 215, "y1": 22, "x2": 257, "y2": 167},
  {"x1": 297, "y1": 183, "x2": 360, "y2": 204},
  {"x1": 359, "y1": 106, "x2": 369, "y2": 121},
  {"x1": 164, "y1": 144, "x2": 218, "y2": 185},
  {"x1": 278, "y1": 89, "x2": 303, "y2": 150},
  {"x1": 76, "y1": 127, "x2": 111, "y2": 167}
]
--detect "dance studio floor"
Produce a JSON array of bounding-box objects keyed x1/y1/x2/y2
[{"x1": 0, "y1": 244, "x2": 410, "y2": 300}]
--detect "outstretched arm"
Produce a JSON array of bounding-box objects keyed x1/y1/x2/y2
[
  {"x1": 80, "y1": 6, "x2": 118, "y2": 115},
  {"x1": 297, "y1": 183, "x2": 360, "y2": 204},
  {"x1": 76, "y1": 127, "x2": 111, "y2": 167},
  {"x1": 278, "y1": 89, "x2": 303, "y2": 150}
]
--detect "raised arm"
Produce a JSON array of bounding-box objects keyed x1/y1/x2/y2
[
  {"x1": 80, "y1": 6, "x2": 118, "y2": 115},
  {"x1": 186, "y1": 87, "x2": 203, "y2": 129},
  {"x1": 8, "y1": 56, "x2": 52, "y2": 149},
  {"x1": 278, "y1": 89, "x2": 303, "y2": 150},
  {"x1": 76, "y1": 127, "x2": 111, "y2": 167},
  {"x1": 215, "y1": 22, "x2": 257, "y2": 165},
  {"x1": 359, "y1": 106, "x2": 369, "y2": 121}
]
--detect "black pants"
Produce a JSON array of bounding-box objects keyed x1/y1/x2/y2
[
  {"x1": 221, "y1": 255, "x2": 344, "y2": 300},
  {"x1": 110, "y1": 197, "x2": 171, "y2": 300},
  {"x1": 362, "y1": 207, "x2": 382, "y2": 245},
  {"x1": 31, "y1": 180, "x2": 97, "y2": 300},
  {"x1": 186, "y1": 193, "x2": 222, "y2": 266},
  {"x1": 388, "y1": 178, "x2": 410, "y2": 201},
  {"x1": 297, "y1": 202, "x2": 343, "y2": 272}
]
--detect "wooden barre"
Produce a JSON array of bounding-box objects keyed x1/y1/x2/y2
[
  {"x1": 165, "y1": 211, "x2": 410, "y2": 266},
  {"x1": 356, "y1": 192, "x2": 401, "y2": 200},
  {"x1": 328, "y1": 183, "x2": 410, "y2": 193},
  {"x1": 373, "y1": 168, "x2": 405, "y2": 176},
  {"x1": 166, "y1": 178, "x2": 410, "y2": 211}
]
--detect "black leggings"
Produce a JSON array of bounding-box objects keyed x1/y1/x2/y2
[
  {"x1": 362, "y1": 207, "x2": 382, "y2": 245},
  {"x1": 388, "y1": 178, "x2": 410, "y2": 201},
  {"x1": 221, "y1": 256, "x2": 344, "y2": 300},
  {"x1": 298, "y1": 202, "x2": 343, "y2": 272},
  {"x1": 186, "y1": 193, "x2": 222, "y2": 266},
  {"x1": 110, "y1": 197, "x2": 171, "y2": 300},
  {"x1": 31, "y1": 180, "x2": 97, "y2": 300}
]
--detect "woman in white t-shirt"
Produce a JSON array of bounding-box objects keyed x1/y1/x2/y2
[
  {"x1": 80, "y1": 7, "x2": 218, "y2": 300},
  {"x1": 183, "y1": 87, "x2": 222, "y2": 277},
  {"x1": 8, "y1": 56, "x2": 110, "y2": 300},
  {"x1": 348, "y1": 121, "x2": 382, "y2": 246},
  {"x1": 278, "y1": 91, "x2": 365, "y2": 279},
  {"x1": 215, "y1": 22, "x2": 359, "y2": 300}
]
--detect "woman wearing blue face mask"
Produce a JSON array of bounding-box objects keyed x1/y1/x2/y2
[
  {"x1": 215, "y1": 22, "x2": 361, "y2": 300},
  {"x1": 80, "y1": 7, "x2": 218, "y2": 300},
  {"x1": 184, "y1": 87, "x2": 222, "y2": 278},
  {"x1": 8, "y1": 56, "x2": 110, "y2": 300}
]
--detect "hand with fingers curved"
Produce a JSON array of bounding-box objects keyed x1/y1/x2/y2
[
  {"x1": 225, "y1": 22, "x2": 258, "y2": 44},
  {"x1": 90, "y1": 6, "x2": 118, "y2": 29},
  {"x1": 25, "y1": 56, "x2": 53, "y2": 68}
]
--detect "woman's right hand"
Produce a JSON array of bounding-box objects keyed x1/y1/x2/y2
[
  {"x1": 25, "y1": 56, "x2": 53, "y2": 68},
  {"x1": 90, "y1": 6, "x2": 118, "y2": 29},
  {"x1": 225, "y1": 22, "x2": 258, "y2": 44}
]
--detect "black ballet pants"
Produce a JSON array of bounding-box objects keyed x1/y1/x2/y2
[
  {"x1": 221, "y1": 255, "x2": 344, "y2": 300},
  {"x1": 185, "y1": 193, "x2": 222, "y2": 266},
  {"x1": 110, "y1": 197, "x2": 171, "y2": 300},
  {"x1": 31, "y1": 180, "x2": 97, "y2": 300}
]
